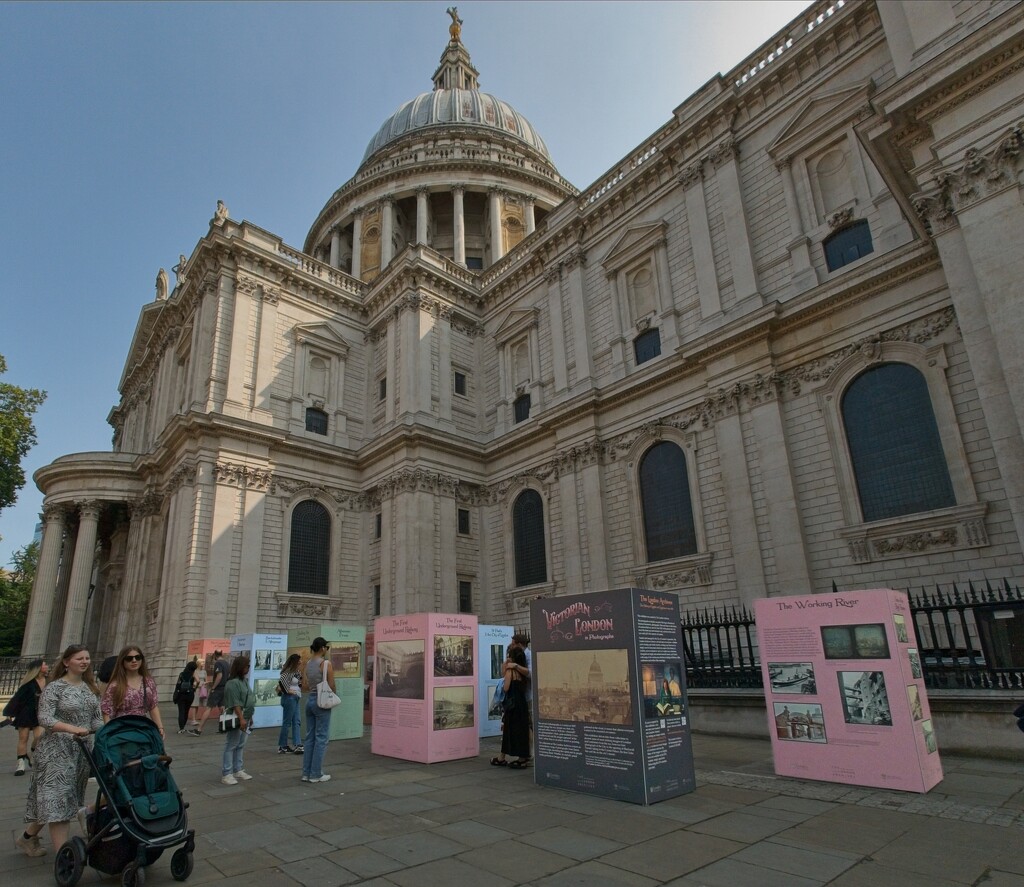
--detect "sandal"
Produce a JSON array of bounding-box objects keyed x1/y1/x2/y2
[
  {"x1": 490, "y1": 757, "x2": 507, "y2": 766},
  {"x1": 508, "y1": 759, "x2": 529, "y2": 769}
]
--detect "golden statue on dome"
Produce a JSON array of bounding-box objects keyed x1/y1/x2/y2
[{"x1": 446, "y1": 7, "x2": 462, "y2": 43}]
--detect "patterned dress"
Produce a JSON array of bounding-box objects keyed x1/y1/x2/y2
[
  {"x1": 100, "y1": 677, "x2": 158, "y2": 719},
  {"x1": 25, "y1": 679, "x2": 103, "y2": 823}
]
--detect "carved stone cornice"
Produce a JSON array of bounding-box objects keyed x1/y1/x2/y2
[
  {"x1": 376, "y1": 468, "x2": 460, "y2": 500},
  {"x1": 562, "y1": 248, "x2": 587, "y2": 271},
  {"x1": 76, "y1": 500, "x2": 102, "y2": 522},
  {"x1": 41, "y1": 502, "x2": 70, "y2": 524},
  {"x1": 679, "y1": 160, "x2": 705, "y2": 188},
  {"x1": 262, "y1": 285, "x2": 280, "y2": 305},
  {"x1": 544, "y1": 265, "x2": 561, "y2": 284},
  {"x1": 128, "y1": 491, "x2": 163, "y2": 519},
  {"x1": 167, "y1": 461, "x2": 198, "y2": 493},
  {"x1": 214, "y1": 461, "x2": 273, "y2": 491},
  {"x1": 270, "y1": 477, "x2": 366, "y2": 510},
  {"x1": 827, "y1": 207, "x2": 855, "y2": 230},
  {"x1": 838, "y1": 503, "x2": 988, "y2": 564},
  {"x1": 275, "y1": 595, "x2": 341, "y2": 620},
  {"x1": 637, "y1": 552, "x2": 714, "y2": 590},
  {"x1": 235, "y1": 275, "x2": 258, "y2": 296},
  {"x1": 708, "y1": 136, "x2": 739, "y2": 168}
]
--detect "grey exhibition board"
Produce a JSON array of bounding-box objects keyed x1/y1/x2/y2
[{"x1": 529, "y1": 587, "x2": 696, "y2": 804}]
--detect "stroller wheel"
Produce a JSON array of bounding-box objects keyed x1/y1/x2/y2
[
  {"x1": 54, "y1": 836, "x2": 87, "y2": 887},
  {"x1": 170, "y1": 848, "x2": 194, "y2": 881},
  {"x1": 121, "y1": 861, "x2": 145, "y2": 887}
]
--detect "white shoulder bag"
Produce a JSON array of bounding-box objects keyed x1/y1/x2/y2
[{"x1": 316, "y1": 660, "x2": 342, "y2": 709}]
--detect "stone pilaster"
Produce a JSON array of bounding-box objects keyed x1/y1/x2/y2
[
  {"x1": 58, "y1": 501, "x2": 102, "y2": 650},
  {"x1": 22, "y1": 504, "x2": 67, "y2": 656}
]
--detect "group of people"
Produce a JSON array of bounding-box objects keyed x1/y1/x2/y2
[{"x1": 491, "y1": 633, "x2": 532, "y2": 769}]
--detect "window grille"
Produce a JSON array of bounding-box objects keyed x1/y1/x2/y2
[
  {"x1": 514, "y1": 393, "x2": 531, "y2": 423},
  {"x1": 513, "y1": 490, "x2": 547, "y2": 586},
  {"x1": 287, "y1": 500, "x2": 330, "y2": 596},
  {"x1": 305, "y1": 407, "x2": 328, "y2": 435},
  {"x1": 824, "y1": 220, "x2": 873, "y2": 271},
  {"x1": 634, "y1": 328, "x2": 662, "y2": 365},
  {"x1": 842, "y1": 363, "x2": 955, "y2": 522},
  {"x1": 640, "y1": 441, "x2": 698, "y2": 561}
]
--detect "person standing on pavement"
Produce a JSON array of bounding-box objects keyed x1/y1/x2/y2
[
  {"x1": 15, "y1": 645, "x2": 103, "y2": 859},
  {"x1": 188, "y1": 650, "x2": 227, "y2": 736},
  {"x1": 277, "y1": 653, "x2": 304, "y2": 754},
  {"x1": 301, "y1": 637, "x2": 335, "y2": 783},
  {"x1": 220, "y1": 656, "x2": 255, "y2": 785},
  {"x1": 3, "y1": 658, "x2": 48, "y2": 775},
  {"x1": 100, "y1": 645, "x2": 165, "y2": 739},
  {"x1": 172, "y1": 661, "x2": 198, "y2": 733}
]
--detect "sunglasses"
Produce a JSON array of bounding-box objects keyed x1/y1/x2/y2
[{"x1": 124, "y1": 654, "x2": 144, "y2": 662}]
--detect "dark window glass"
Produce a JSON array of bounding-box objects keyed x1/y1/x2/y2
[
  {"x1": 457, "y1": 508, "x2": 470, "y2": 535},
  {"x1": 634, "y1": 328, "x2": 662, "y2": 365},
  {"x1": 842, "y1": 363, "x2": 955, "y2": 522},
  {"x1": 373, "y1": 584, "x2": 381, "y2": 616},
  {"x1": 458, "y1": 580, "x2": 473, "y2": 613},
  {"x1": 375, "y1": 512, "x2": 382, "y2": 539},
  {"x1": 513, "y1": 490, "x2": 547, "y2": 587},
  {"x1": 640, "y1": 441, "x2": 698, "y2": 562},
  {"x1": 378, "y1": 378, "x2": 387, "y2": 401},
  {"x1": 288, "y1": 500, "x2": 330, "y2": 596},
  {"x1": 514, "y1": 393, "x2": 531, "y2": 423},
  {"x1": 305, "y1": 407, "x2": 328, "y2": 435},
  {"x1": 824, "y1": 220, "x2": 873, "y2": 271},
  {"x1": 466, "y1": 256, "x2": 483, "y2": 270},
  {"x1": 454, "y1": 371, "x2": 467, "y2": 396}
]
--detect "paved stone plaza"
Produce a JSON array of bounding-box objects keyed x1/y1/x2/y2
[{"x1": 4, "y1": 705, "x2": 1024, "y2": 886}]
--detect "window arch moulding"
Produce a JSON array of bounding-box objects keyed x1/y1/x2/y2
[
  {"x1": 494, "y1": 307, "x2": 542, "y2": 430},
  {"x1": 275, "y1": 487, "x2": 346, "y2": 619},
  {"x1": 817, "y1": 340, "x2": 987, "y2": 565},
  {"x1": 624, "y1": 428, "x2": 713, "y2": 592},
  {"x1": 290, "y1": 322, "x2": 351, "y2": 445},
  {"x1": 501, "y1": 479, "x2": 555, "y2": 612}
]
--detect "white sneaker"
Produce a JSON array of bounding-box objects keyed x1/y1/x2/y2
[
  {"x1": 233, "y1": 770, "x2": 252, "y2": 780},
  {"x1": 220, "y1": 774, "x2": 238, "y2": 785},
  {"x1": 14, "y1": 758, "x2": 26, "y2": 776},
  {"x1": 310, "y1": 774, "x2": 331, "y2": 783},
  {"x1": 77, "y1": 807, "x2": 89, "y2": 835},
  {"x1": 301, "y1": 775, "x2": 310, "y2": 782}
]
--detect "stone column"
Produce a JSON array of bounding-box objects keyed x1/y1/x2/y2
[
  {"x1": 580, "y1": 454, "x2": 610, "y2": 591},
  {"x1": 546, "y1": 266, "x2": 568, "y2": 395},
  {"x1": 21, "y1": 504, "x2": 67, "y2": 656},
  {"x1": 564, "y1": 250, "x2": 592, "y2": 386},
  {"x1": 381, "y1": 199, "x2": 394, "y2": 267},
  {"x1": 489, "y1": 188, "x2": 504, "y2": 264},
  {"x1": 524, "y1": 196, "x2": 536, "y2": 235},
  {"x1": 681, "y1": 162, "x2": 721, "y2": 318},
  {"x1": 558, "y1": 470, "x2": 582, "y2": 594},
  {"x1": 58, "y1": 501, "x2": 102, "y2": 650},
  {"x1": 775, "y1": 156, "x2": 818, "y2": 293},
  {"x1": 416, "y1": 188, "x2": 429, "y2": 245},
  {"x1": 452, "y1": 185, "x2": 466, "y2": 266},
  {"x1": 711, "y1": 138, "x2": 759, "y2": 302},
  {"x1": 329, "y1": 227, "x2": 341, "y2": 269},
  {"x1": 351, "y1": 208, "x2": 363, "y2": 280},
  {"x1": 47, "y1": 523, "x2": 76, "y2": 655}
]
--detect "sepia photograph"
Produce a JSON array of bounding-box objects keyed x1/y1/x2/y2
[
  {"x1": 893, "y1": 614, "x2": 909, "y2": 644},
  {"x1": 773, "y1": 702, "x2": 827, "y2": 743},
  {"x1": 641, "y1": 661, "x2": 684, "y2": 717},
  {"x1": 271, "y1": 650, "x2": 286, "y2": 671},
  {"x1": 490, "y1": 644, "x2": 505, "y2": 680},
  {"x1": 331, "y1": 642, "x2": 362, "y2": 678},
  {"x1": 907, "y1": 648, "x2": 923, "y2": 679},
  {"x1": 432, "y1": 685, "x2": 474, "y2": 730},
  {"x1": 253, "y1": 678, "x2": 279, "y2": 706},
  {"x1": 907, "y1": 684, "x2": 923, "y2": 721},
  {"x1": 767, "y1": 662, "x2": 817, "y2": 695},
  {"x1": 837, "y1": 671, "x2": 892, "y2": 726},
  {"x1": 433, "y1": 634, "x2": 474, "y2": 677},
  {"x1": 376, "y1": 639, "x2": 425, "y2": 699},
  {"x1": 252, "y1": 649, "x2": 274, "y2": 671},
  {"x1": 537, "y1": 649, "x2": 633, "y2": 726},
  {"x1": 486, "y1": 683, "x2": 505, "y2": 720},
  {"x1": 821, "y1": 623, "x2": 890, "y2": 660},
  {"x1": 921, "y1": 718, "x2": 937, "y2": 753}
]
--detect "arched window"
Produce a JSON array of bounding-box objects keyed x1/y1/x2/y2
[
  {"x1": 842, "y1": 363, "x2": 955, "y2": 522},
  {"x1": 639, "y1": 441, "x2": 697, "y2": 561},
  {"x1": 824, "y1": 220, "x2": 873, "y2": 271},
  {"x1": 305, "y1": 407, "x2": 328, "y2": 435},
  {"x1": 288, "y1": 500, "x2": 330, "y2": 596},
  {"x1": 513, "y1": 490, "x2": 547, "y2": 586},
  {"x1": 634, "y1": 328, "x2": 662, "y2": 365}
]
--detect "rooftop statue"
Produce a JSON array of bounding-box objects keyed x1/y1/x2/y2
[
  {"x1": 214, "y1": 199, "x2": 229, "y2": 223},
  {"x1": 155, "y1": 268, "x2": 168, "y2": 301},
  {"x1": 447, "y1": 6, "x2": 462, "y2": 43},
  {"x1": 173, "y1": 254, "x2": 188, "y2": 285}
]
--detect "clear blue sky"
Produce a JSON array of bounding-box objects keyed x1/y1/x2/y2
[{"x1": 0, "y1": 0, "x2": 811, "y2": 564}]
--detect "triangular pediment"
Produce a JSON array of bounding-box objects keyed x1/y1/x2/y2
[
  {"x1": 602, "y1": 221, "x2": 668, "y2": 273},
  {"x1": 494, "y1": 307, "x2": 539, "y2": 345},
  {"x1": 118, "y1": 302, "x2": 164, "y2": 390},
  {"x1": 292, "y1": 321, "x2": 350, "y2": 355},
  {"x1": 768, "y1": 80, "x2": 875, "y2": 157}
]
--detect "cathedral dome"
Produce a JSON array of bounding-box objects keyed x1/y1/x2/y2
[{"x1": 362, "y1": 88, "x2": 551, "y2": 165}]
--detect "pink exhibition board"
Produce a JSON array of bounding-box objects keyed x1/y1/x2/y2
[
  {"x1": 754, "y1": 589, "x2": 943, "y2": 793},
  {"x1": 371, "y1": 613, "x2": 479, "y2": 763}
]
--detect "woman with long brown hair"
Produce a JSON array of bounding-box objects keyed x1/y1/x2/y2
[
  {"x1": 16, "y1": 645, "x2": 102, "y2": 858},
  {"x1": 99, "y1": 645, "x2": 165, "y2": 738}
]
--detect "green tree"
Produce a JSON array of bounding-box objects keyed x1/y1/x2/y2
[
  {"x1": 0, "y1": 353, "x2": 46, "y2": 522},
  {"x1": 0, "y1": 540, "x2": 39, "y2": 656}
]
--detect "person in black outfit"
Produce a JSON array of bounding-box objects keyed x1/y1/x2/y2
[
  {"x1": 172, "y1": 661, "x2": 198, "y2": 733},
  {"x1": 491, "y1": 645, "x2": 530, "y2": 768},
  {"x1": 3, "y1": 658, "x2": 48, "y2": 774}
]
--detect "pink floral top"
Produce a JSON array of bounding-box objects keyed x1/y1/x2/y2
[{"x1": 100, "y1": 677, "x2": 158, "y2": 719}]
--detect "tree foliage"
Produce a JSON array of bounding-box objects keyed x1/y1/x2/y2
[
  {"x1": 0, "y1": 353, "x2": 46, "y2": 518},
  {"x1": 0, "y1": 540, "x2": 39, "y2": 656}
]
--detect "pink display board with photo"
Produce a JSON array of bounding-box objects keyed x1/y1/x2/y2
[
  {"x1": 754, "y1": 589, "x2": 942, "y2": 793},
  {"x1": 371, "y1": 613, "x2": 479, "y2": 763}
]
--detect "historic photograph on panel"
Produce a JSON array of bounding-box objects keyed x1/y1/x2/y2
[
  {"x1": 537, "y1": 649, "x2": 633, "y2": 726},
  {"x1": 487, "y1": 684, "x2": 504, "y2": 720},
  {"x1": 490, "y1": 644, "x2": 505, "y2": 680},
  {"x1": 907, "y1": 648, "x2": 923, "y2": 679},
  {"x1": 640, "y1": 661, "x2": 684, "y2": 717},
  {"x1": 773, "y1": 702, "x2": 827, "y2": 743},
  {"x1": 271, "y1": 650, "x2": 286, "y2": 670},
  {"x1": 433, "y1": 634, "x2": 474, "y2": 677},
  {"x1": 907, "y1": 684, "x2": 923, "y2": 721},
  {"x1": 432, "y1": 685, "x2": 474, "y2": 730},
  {"x1": 837, "y1": 671, "x2": 892, "y2": 726},
  {"x1": 821, "y1": 624, "x2": 890, "y2": 660},
  {"x1": 893, "y1": 614, "x2": 909, "y2": 644},
  {"x1": 375, "y1": 640, "x2": 425, "y2": 699},
  {"x1": 330, "y1": 642, "x2": 362, "y2": 678},
  {"x1": 768, "y1": 662, "x2": 817, "y2": 695},
  {"x1": 253, "y1": 678, "x2": 279, "y2": 706},
  {"x1": 252, "y1": 649, "x2": 273, "y2": 671},
  {"x1": 921, "y1": 718, "x2": 938, "y2": 753}
]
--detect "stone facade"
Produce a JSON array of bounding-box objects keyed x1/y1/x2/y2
[{"x1": 23, "y1": 1, "x2": 1024, "y2": 680}]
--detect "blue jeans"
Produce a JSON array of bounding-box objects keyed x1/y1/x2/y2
[
  {"x1": 222, "y1": 726, "x2": 249, "y2": 776},
  {"x1": 302, "y1": 697, "x2": 332, "y2": 778},
  {"x1": 279, "y1": 694, "x2": 301, "y2": 748}
]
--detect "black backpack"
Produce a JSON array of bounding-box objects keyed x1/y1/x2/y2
[{"x1": 172, "y1": 672, "x2": 194, "y2": 703}]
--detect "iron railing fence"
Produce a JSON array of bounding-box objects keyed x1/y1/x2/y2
[{"x1": 682, "y1": 577, "x2": 1024, "y2": 691}]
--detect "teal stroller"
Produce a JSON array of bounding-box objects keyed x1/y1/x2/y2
[{"x1": 56, "y1": 715, "x2": 195, "y2": 887}]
